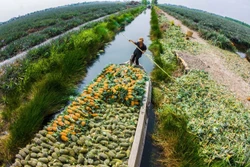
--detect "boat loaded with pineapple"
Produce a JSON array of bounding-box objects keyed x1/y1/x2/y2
[{"x1": 12, "y1": 64, "x2": 151, "y2": 167}]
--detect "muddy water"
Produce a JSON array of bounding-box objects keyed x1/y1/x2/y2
[{"x1": 77, "y1": 9, "x2": 154, "y2": 91}]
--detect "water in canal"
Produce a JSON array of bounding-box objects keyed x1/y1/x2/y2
[{"x1": 77, "y1": 9, "x2": 154, "y2": 91}]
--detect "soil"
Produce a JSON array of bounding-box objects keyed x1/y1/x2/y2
[{"x1": 160, "y1": 10, "x2": 250, "y2": 108}]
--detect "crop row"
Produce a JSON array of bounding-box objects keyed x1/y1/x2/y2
[
  {"x1": 158, "y1": 4, "x2": 250, "y2": 51},
  {"x1": 0, "y1": 2, "x2": 138, "y2": 61},
  {"x1": 0, "y1": 6, "x2": 145, "y2": 164},
  {"x1": 11, "y1": 64, "x2": 149, "y2": 167}
]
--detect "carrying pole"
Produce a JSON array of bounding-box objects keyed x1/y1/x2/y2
[{"x1": 121, "y1": 33, "x2": 174, "y2": 80}]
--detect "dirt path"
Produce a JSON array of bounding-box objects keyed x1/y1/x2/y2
[{"x1": 160, "y1": 10, "x2": 250, "y2": 108}]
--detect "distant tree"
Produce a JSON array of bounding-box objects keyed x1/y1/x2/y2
[
  {"x1": 142, "y1": 0, "x2": 147, "y2": 5},
  {"x1": 151, "y1": 0, "x2": 158, "y2": 5}
]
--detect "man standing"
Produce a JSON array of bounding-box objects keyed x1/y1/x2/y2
[{"x1": 129, "y1": 37, "x2": 147, "y2": 66}]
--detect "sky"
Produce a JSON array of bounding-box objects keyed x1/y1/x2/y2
[{"x1": 0, "y1": 0, "x2": 250, "y2": 25}]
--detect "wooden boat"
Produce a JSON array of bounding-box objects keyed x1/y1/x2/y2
[{"x1": 11, "y1": 63, "x2": 152, "y2": 167}]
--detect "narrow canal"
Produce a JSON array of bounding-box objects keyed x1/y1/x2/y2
[{"x1": 77, "y1": 8, "x2": 156, "y2": 167}]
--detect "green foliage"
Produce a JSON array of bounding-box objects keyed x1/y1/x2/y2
[
  {"x1": 149, "y1": 7, "x2": 173, "y2": 82},
  {"x1": 150, "y1": 7, "x2": 162, "y2": 39},
  {"x1": 94, "y1": 23, "x2": 112, "y2": 41},
  {"x1": 151, "y1": 0, "x2": 158, "y2": 5},
  {"x1": 152, "y1": 87, "x2": 163, "y2": 107},
  {"x1": 142, "y1": 0, "x2": 147, "y2": 5},
  {"x1": 225, "y1": 17, "x2": 250, "y2": 28},
  {"x1": 149, "y1": 40, "x2": 163, "y2": 56},
  {"x1": 0, "y1": 2, "x2": 132, "y2": 60},
  {"x1": 106, "y1": 18, "x2": 120, "y2": 31},
  {"x1": 149, "y1": 40, "x2": 176, "y2": 82},
  {"x1": 157, "y1": 106, "x2": 187, "y2": 134},
  {"x1": 199, "y1": 29, "x2": 235, "y2": 51},
  {"x1": 151, "y1": 56, "x2": 176, "y2": 82},
  {"x1": 158, "y1": 4, "x2": 250, "y2": 51},
  {"x1": 154, "y1": 105, "x2": 205, "y2": 167},
  {"x1": 8, "y1": 73, "x2": 72, "y2": 148}
]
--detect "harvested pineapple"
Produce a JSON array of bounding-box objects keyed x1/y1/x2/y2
[{"x1": 12, "y1": 64, "x2": 149, "y2": 167}]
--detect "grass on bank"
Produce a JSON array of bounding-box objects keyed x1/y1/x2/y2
[
  {"x1": 0, "y1": 6, "x2": 144, "y2": 164},
  {"x1": 149, "y1": 6, "x2": 205, "y2": 167},
  {"x1": 149, "y1": 7, "x2": 177, "y2": 83},
  {"x1": 152, "y1": 94, "x2": 205, "y2": 167}
]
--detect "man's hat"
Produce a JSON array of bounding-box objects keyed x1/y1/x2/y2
[{"x1": 138, "y1": 37, "x2": 144, "y2": 42}]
